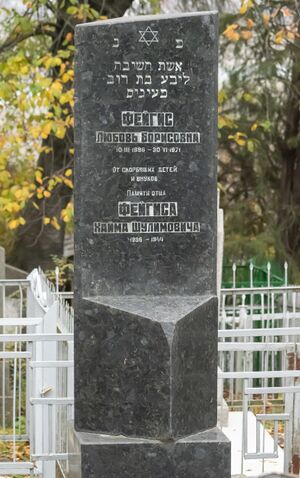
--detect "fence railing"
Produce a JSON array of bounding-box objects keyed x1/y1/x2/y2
[
  {"x1": 0, "y1": 269, "x2": 74, "y2": 477},
  {"x1": 0, "y1": 263, "x2": 300, "y2": 476},
  {"x1": 218, "y1": 262, "x2": 300, "y2": 475}
]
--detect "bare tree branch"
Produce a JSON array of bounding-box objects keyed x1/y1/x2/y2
[{"x1": 0, "y1": 22, "x2": 57, "y2": 54}]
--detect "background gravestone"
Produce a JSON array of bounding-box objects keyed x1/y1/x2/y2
[{"x1": 74, "y1": 11, "x2": 230, "y2": 477}]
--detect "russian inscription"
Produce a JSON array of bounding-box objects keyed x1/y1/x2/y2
[
  {"x1": 91, "y1": 27, "x2": 205, "y2": 239},
  {"x1": 96, "y1": 130, "x2": 200, "y2": 144}
]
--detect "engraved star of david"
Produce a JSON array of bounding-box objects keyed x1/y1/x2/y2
[{"x1": 139, "y1": 26, "x2": 159, "y2": 46}]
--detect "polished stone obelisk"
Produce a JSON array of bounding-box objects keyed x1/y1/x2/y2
[{"x1": 74, "y1": 11, "x2": 230, "y2": 477}]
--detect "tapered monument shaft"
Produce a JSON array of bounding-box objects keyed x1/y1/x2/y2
[{"x1": 73, "y1": 12, "x2": 230, "y2": 477}]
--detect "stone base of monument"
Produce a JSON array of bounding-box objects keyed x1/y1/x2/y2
[
  {"x1": 70, "y1": 427, "x2": 230, "y2": 477},
  {"x1": 75, "y1": 295, "x2": 218, "y2": 439}
]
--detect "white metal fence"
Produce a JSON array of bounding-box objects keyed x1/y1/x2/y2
[
  {"x1": 0, "y1": 269, "x2": 73, "y2": 477},
  {"x1": 0, "y1": 263, "x2": 300, "y2": 476},
  {"x1": 219, "y1": 262, "x2": 300, "y2": 475}
]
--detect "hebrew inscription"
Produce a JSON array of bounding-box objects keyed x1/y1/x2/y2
[{"x1": 107, "y1": 60, "x2": 190, "y2": 98}]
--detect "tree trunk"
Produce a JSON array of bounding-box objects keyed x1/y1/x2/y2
[
  {"x1": 279, "y1": 55, "x2": 300, "y2": 263},
  {"x1": 10, "y1": 0, "x2": 134, "y2": 272}
]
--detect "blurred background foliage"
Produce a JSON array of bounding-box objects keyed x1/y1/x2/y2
[{"x1": 0, "y1": 0, "x2": 299, "y2": 279}]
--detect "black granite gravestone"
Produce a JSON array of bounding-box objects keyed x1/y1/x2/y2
[{"x1": 74, "y1": 11, "x2": 230, "y2": 477}]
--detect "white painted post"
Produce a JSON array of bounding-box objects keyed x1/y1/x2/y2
[
  {"x1": 67, "y1": 340, "x2": 74, "y2": 417},
  {"x1": 216, "y1": 190, "x2": 227, "y2": 423},
  {"x1": 26, "y1": 281, "x2": 45, "y2": 477},
  {"x1": 41, "y1": 301, "x2": 59, "y2": 478},
  {"x1": 217, "y1": 367, "x2": 228, "y2": 428},
  {"x1": 27, "y1": 271, "x2": 58, "y2": 478},
  {"x1": 217, "y1": 190, "x2": 224, "y2": 303},
  {"x1": 235, "y1": 304, "x2": 250, "y2": 397},
  {"x1": 291, "y1": 343, "x2": 300, "y2": 474}
]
